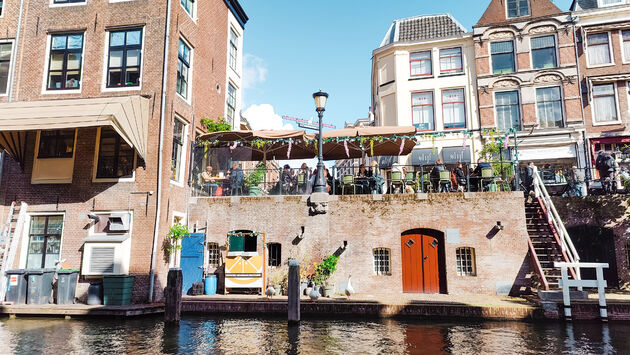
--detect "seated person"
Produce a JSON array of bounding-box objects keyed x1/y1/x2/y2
[
  {"x1": 229, "y1": 163, "x2": 244, "y2": 195},
  {"x1": 368, "y1": 161, "x2": 385, "y2": 194},
  {"x1": 356, "y1": 164, "x2": 370, "y2": 194},
  {"x1": 471, "y1": 158, "x2": 492, "y2": 191},
  {"x1": 199, "y1": 165, "x2": 219, "y2": 195},
  {"x1": 281, "y1": 164, "x2": 295, "y2": 194}
]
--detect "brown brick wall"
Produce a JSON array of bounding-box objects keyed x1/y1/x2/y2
[
  {"x1": 189, "y1": 193, "x2": 531, "y2": 296},
  {"x1": 476, "y1": 0, "x2": 563, "y2": 27}
]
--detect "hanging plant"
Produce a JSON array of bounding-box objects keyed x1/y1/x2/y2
[{"x1": 166, "y1": 223, "x2": 190, "y2": 256}]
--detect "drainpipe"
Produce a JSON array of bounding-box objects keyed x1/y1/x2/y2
[
  {"x1": 7, "y1": 0, "x2": 26, "y2": 102},
  {"x1": 572, "y1": 19, "x2": 591, "y2": 181},
  {"x1": 148, "y1": 0, "x2": 173, "y2": 303}
]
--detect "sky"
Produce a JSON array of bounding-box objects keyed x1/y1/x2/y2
[{"x1": 239, "y1": 0, "x2": 573, "y2": 132}]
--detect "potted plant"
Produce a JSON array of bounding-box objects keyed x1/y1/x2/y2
[
  {"x1": 313, "y1": 255, "x2": 339, "y2": 298},
  {"x1": 244, "y1": 163, "x2": 266, "y2": 196}
]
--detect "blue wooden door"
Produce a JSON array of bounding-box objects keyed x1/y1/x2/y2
[{"x1": 181, "y1": 233, "x2": 205, "y2": 295}]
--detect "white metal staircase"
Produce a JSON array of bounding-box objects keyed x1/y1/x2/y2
[{"x1": 0, "y1": 201, "x2": 28, "y2": 302}]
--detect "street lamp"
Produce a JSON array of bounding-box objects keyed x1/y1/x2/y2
[{"x1": 312, "y1": 90, "x2": 329, "y2": 194}]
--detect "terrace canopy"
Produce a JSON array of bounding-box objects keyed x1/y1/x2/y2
[{"x1": 315, "y1": 126, "x2": 417, "y2": 160}]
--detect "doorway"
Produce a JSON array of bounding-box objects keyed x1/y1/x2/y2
[
  {"x1": 567, "y1": 225, "x2": 619, "y2": 288},
  {"x1": 401, "y1": 230, "x2": 444, "y2": 293}
]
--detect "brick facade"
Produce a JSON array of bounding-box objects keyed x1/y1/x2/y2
[
  {"x1": 0, "y1": 0, "x2": 246, "y2": 303},
  {"x1": 188, "y1": 193, "x2": 531, "y2": 296}
]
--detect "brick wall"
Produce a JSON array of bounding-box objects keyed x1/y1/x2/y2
[
  {"x1": 189, "y1": 192, "x2": 531, "y2": 296},
  {"x1": 476, "y1": 0, "x2": 563, "y2": 27}
]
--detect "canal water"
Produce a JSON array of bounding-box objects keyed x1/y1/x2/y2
[{"x1": 0, "y1": 315, "x2": 628, "y2": 354}]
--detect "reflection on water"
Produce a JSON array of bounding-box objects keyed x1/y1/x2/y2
[{"x1": 0, "y1": 315, "x2": 628, "y2": 354}]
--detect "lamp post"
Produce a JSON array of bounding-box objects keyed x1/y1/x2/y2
[
  {"x1": 512, "y1": 128, "x2": 520, "y2": 191},
  {"x1": 312, "y1": 90, "x2": 329, "y2": 194}
]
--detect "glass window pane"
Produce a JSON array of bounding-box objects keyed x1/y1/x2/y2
[
  {"x1": 126, "y1": 49, "x2": 140, "y2": 66},
  {"x1": 588, "y1": 44, "x2": 611, "y2": 65},
  {"x1": 67, "y1": 35, "x2": 83, "y2": 49},
  {"x1": 30, "y1": 217, "x2": 47, "y2": 234},
  {"x1": 51, "y1": 36, "x2": 67, "y2": 50},
  {"x1": 0, "y1": 43, "x2": 12, "y2": 61},
  {"x1": 593, "y1": 84, "x2": 614, "y2": 96},
  {"x1": 0, "y1": 62, "x2": 8, "y2": 95},
  {"x1": 126, "y1": 30, "x2": 141, "y2": 45},
  {"x1": 65, "y1": 71, "x2": 80, "y2": 88},
  {"x1": 48, "y1": 72, "x2": 63, "y2": 89},
  {"x1": 108, "y1": 69, "x2": 123, "y2": 86},
  {"x1": 491, "y1": 41, "x2": 513, "y2": 54},
  {"x1": 492, "y1": 53, "x2": 515, "y2": 74},
  {"x1": 110, "y1": 32, "x2": 125, "y2": 47},
  {"x1": 125, "y1": 67, "x2": 140, "y2": 86},
  {"x1": 47, "y1": 216, "x2": 64, "y2": 234},
  {"x1": 532, "y1": 47, "x2": 557, "y2": 69},
  {"x1": 410, "y1": 51, "x2": 430, "y2": 60},
  {"x1": 66, "y1": 52, "x2": 81, "y2": 70},
  {"x1": 531, "y1": 35, "x2": 555, "y2": 49},
  {"x1": 109, "y1": 50, "x2": 123, "y2": 67},
  {"x1": 49, "y1": 53, "x2": 64, "y2": 70}
]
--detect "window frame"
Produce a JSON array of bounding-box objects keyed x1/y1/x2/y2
[
  {"x1": 226, "y1": 82, "x2": 237, "y2": 127},
  {"x1": 36, "y1": 129, "x2": 77, "y2": 159},
  {"x1": 598, "y1": 0, "x2": 625, "y2": 7},
  {"x1": 170, "y1": 116, "x2": 189, "y2": 185},
  {"x1": 619, "y1": 30, "x2": 630, "y2": 64},
  {"x1": 494, "y1": 90, "x2": 522, "y2": 132},
  {"x1": 373, "y1": 248, "x2": 391, "y2": 276},
  {"x1": 207, "y1": 242, "x2": 220, "y2": 268},
  {"x1": 409, "y1": 50, "x2": 433, "y2": 78},
  {"x1": 103, "y1": 28, "x2": 144, "y2": 90},
  {"x1": 0, "y1": 41, "x2": 14, "y2": 96},
  {"x1": 535, "y1": 85, "x2": 565, "y2": 129},
  {"x1": 176, "y1": 37, "x2": 193, "y2": 102},
  {"x1": 441, "y1": 87, "x2": 467, "y2": 130},
  {"x1": 411, "y1": 91, "x2": 435, "y2": 132},
  {"x1": 490, "y1": 40, "x2": 516, "y2": 75},
  {"x1": 229, "y1": 27, "x2": 239, "y2": 73},
  {"x1": 25, "y1": 215, "x2": 64, "y2": 269},
  {"x1": 586, "y1": 32, "x2": 614, "y2": 68},
  {"x1": 92, "y1": 127, "x2": 137, "y2": 183},
  {"x1": 267, "y1": 243, "x2": 281, "y2": 267},
  {"x1": 439, "y1": 47, "x2": 463, "y2": 75},
  {"x1": 506, "y1": 0, "x2": 530, "y2": 19},
  {"x1": 591, "y1": 82, "x2": 621, "y2": 126},
  {"x1": 43, "y1": 32, "x2": 85, "y2": 93},
  {"x1": 180, "y1": 0, "x2": 195, "y2": 20},
  {"x1": 0, "y1": 0, "x2": 3, "y2": 17},
  {"x1": 530, "y1": 34, "x2": 558, "y2": 70},
  {"x1": 49, "y1": 0, "x2": 87, "y2": 7},
  {"x1": 456, "y1": 247, "x2": 476, "y2": 276}
]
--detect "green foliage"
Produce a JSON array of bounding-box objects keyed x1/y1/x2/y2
[
  {"x1": 313, "y1": 255, "x2": 339, "y2": 286},
  {"x1": 243, "y1": 162, "x2": 266, "y2": 188},
  {"x1": 201, "y1": 117, "x2": 231, "y2": 133},
  {"x1": 478, "y1": 138, "x2": 514, "y2": 179},
  {"x1": 166, "y1": 223, "x2": 190, "y2": 255}
]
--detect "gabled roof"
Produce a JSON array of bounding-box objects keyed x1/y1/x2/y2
[
  {"x1": 476, "y1": 0, "x2": 562, "y2": 27},
  {"x1": 380, "y1": 14, "x2": 468, "y2": 47}
]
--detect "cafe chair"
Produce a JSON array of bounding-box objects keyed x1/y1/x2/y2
[
  {"x1": 390, "y1": 171, "x2": 405, "y2": 193},
  {"x1": 297, "y1": 173, "x2": 308, "y2": 194},
  {"x1": 439, "y1": 170, "x2": 451, "y2": 192},
  {"x1": 420, "y1": 173, "x2": 433, "y2": 193},
  {"x1": 341, "y1": 174, "x2": 357, "y2": 195},
  {"x1": 481, "y1": 168, "x2": 496, "y2": 192},
  {"x1": 405, "y1": 172, "x2": 415, "y2": 192}
]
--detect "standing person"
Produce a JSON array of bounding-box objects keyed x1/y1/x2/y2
[
  {"x1": 229, "y1": 163, "x2": 244, "y2": 195},
  {"x1": 524, "y1": 162, "x2": 537, "y2": 197},
  {"x1": 356, "y1": 164, "x2": 370, "y2": 194},
  {"x1": 596, "y1": 151, "x2": 615, "y2": 194},
  {"x1": 430, "y1": 159, "x2": 446, "y2": 192},
  {"x1": 453, "y1": 163, "x2": 467, "y2": 192},
  {"x1": 571, "y1": 165, "x2": 586, "y2": 197},
  {"x1": 281, "y1": 164, "x2": 294, "y2": 194},
  {"x1": 369, "y1": 160, "x2": 385, "y2": 194}
]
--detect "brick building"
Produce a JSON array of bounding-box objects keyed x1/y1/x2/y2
[
  {"x1": 570, "y1": 0, "x2": 630, "y2": 176},
  {"x1": 473, "y1": 0, "x2": 586, "y2": 172},
  {"x1": 0, "y1": 0, "x2": 247, "y2": 303}
]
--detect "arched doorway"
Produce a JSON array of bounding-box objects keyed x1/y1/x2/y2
[
  {"x1": 567, "y1": 225, "x2": 619, "y2": 288},
  {"x1": 401, "y1": 229, "x2": 446, "y2": 294}
]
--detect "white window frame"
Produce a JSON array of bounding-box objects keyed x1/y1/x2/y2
[
  {"x1": 505, "y1": 0, "x2": 530, "y2": 19},
  {"x1": 598, "y1": 0, "x2": 625, "y2": 8},
  {"x1": 456, "y1": 247, "x2": 477, "y2": 276},
  {"x1": 489, "y1": 39, "x2": 517, "y2": 75},
  {"x1": 493, "y1": 89, "x2": 523, "y2": 132},
  {"x1": 535, "y1": 85, "x2": 565, "y2": 129},
  {"x1": 49, "y1": 0, "x2": 87, "y2": 8},
  {"x1": 586, "y1": 32, "x2": 615, "y2": 69},
  {"x1": 619, "y1": 30, "x2": 630, "y2": 64},
  {"x1": 41, "y1": 33, "x2": 86, "y2": 95},
  {"x1": 19, "y1": 212, "x2": 66, "y2": 269},
  {"x1": 176, "y1": 36, "x2": 193, "y2": 104},
  {"x1": 92, "y1": 127, "x2": 137, "y2": 183},
  {"x1": 229, "y1": 27, "x2": 240, "y2": 74},
  {"x1": 179, "y1": 0, "x2": 196, "y2": 21},
  {"x1": 591, "y1": 82, "x2": 622, "y2": 126},
  {"x1": 101, "y1": 27, "x2": 145, "y2": 92},
  {"x1": 170, "y1": 115, "x2": 189, "y2": 186},
  {"x1": 0, "y1": 40, "x2": 15, "y2": 96},
  {"x1": 373, "y1": 248, "x2": 391, "y2": 276},
  {"x1": 529, "y1": 34, "x2": 559, "y2": 70},
  {"x1": 226, "y1": 81, "x2": 237, "y2": 128}
]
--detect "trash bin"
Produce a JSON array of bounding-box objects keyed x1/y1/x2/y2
[
  {"x1": 5, "y1": 269, "x2": 27, "y2": 304},
  {"x1": 56, "y1": 269, "x2": 79, "y2": 305},
  {"x1": 204, "y1": 275, "x2": 217, "y2": 295},
  {"x1": 103, "y1": 275, "x2": 135, "y2": 306},
  {"x1": 26, "y1": 268, "x2": 55, "y2": 305},
  {"x1": 87, "y1": 283, "x2": 103, "y2": 305}
]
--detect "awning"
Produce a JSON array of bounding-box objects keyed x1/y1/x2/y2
[
  {"x1": 517, "y1": 145, "x2": 576, "y2": 161},
  {"x1": 588, "y1": 74, "x2": 630, "y2": 83},
  {"x1": 315, "y1": 126, "x2": 417, "y2": 160},
  {"x1": 0, "y1": 96, "x2": 150, "y2": 163}
]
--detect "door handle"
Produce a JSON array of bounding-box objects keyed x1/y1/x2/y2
[{"x1": 423, "y1": 256, "x2": 428, "y2": 262}]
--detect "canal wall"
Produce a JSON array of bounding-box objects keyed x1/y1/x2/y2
[{"x1": 188, "y1": 192, "x2": 531, "y2": 296}]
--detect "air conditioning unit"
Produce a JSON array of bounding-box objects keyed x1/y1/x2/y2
[
  {"x1": 81, "y1": 242, "x2": 130, "y2": 276},
  {"x1": 108, "y1": 213, "x2": 130, "y2": 232}
]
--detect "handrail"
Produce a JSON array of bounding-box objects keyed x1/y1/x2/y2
[
  {"x1": 533, "y1": 170, "x2": 581, "y2": 280},
  {"x1": 527, "y1": 238, "x2": 550, "y2": 291}
]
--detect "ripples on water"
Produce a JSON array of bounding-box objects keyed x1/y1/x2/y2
[{"x1": 0, "y1": 315, "x2": 627, "y2": 354}]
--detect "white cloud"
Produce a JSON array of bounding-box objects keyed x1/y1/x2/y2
[
  {"x1": 242, "y1": 54, "x2": 268, "y2": 89},
  {"x1": 242, "y1": 104, "x2": 294, "y2": 130}
]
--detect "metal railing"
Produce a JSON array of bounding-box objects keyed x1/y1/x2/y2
[{"x1": 533, "y1": 170, "x2": 581, "y2": 280}]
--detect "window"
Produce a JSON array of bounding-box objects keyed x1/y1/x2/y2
[
  {"x1": 587, "y1": 33, "x2": 612, "y2": 66},
  {"x1": 536, "y1": 87, "x2": 563, "y2": 128},
  {"x1": 410, "y1": 51, "x2": 432, "y2": 77},
  {"x1": 0, "y1": 0, "x2": 3, "y2": 16},
  {"x1": 208, "y1": 242, "x2": 220, "y2": 268},
  {"x1": 176, "y1": 39, "x2": 191, "y2": 99},
  {"x1": 622, "y1": 30, "x2": 630, "y2": 62},
  {"x1": 491, "y1": 41, "x2": 515, "y2": 74},
  {"x1": 107, "y1": 29, "x2": 142, "y2": 88},
  {"x1": 599, "y1": 0, "x2": 624, "y2": 6},
  {"x1": 411, "y1": 92, "x2": 434, "y2": 131},
  {"x1": 442, "y1": 88, "x2": 466, "y2": 129},
  {"x1": 47, "y1": 33, "x2": 83, "y2": 90},
  {"x1": 495, "y1": 91, "x2": 521, "y2": 131},
  {"x1": 96, "y1": 128, "x2": 135, "y2": 179},
  {"x1": 171, "y1": 118, "x2": 186, "y2": 181},
  {"x1": 268, "y1": 243, "x2": 281, "y2": 267},
  {"x1": 228, "y1": 233, "x2": 257, "y2": 256},
  {"x1": 456, "y1": 247, "x2": 476, "y2": 276},
  {"x1": 439, "y1": 47, "x2": 463, "y2": 74},
  {"x1": 180, "y1": 0, "x2": 193, "y2": 16},
  {"x1": 229, "y1": 29, "x2": 238, "y2": 72},
  {"x1": 507, "y1": 0, "x2": 529, "y2": 18},
  {"x1": 592, "y1": 84, "x2": 618, "y2": 123},
  {"x1": 373, "y1": 248, "x2": 391, "y2": 275},
  {"x1": 53, "y1": 0, "x2": 85, "y2": 4},
  {"x1": 27, "y1": 216, "x2": 63, "y2": 269},
  {"x1": 226, "y1": 83, "x2": 236, "y2": 127},
  {"x1": 0, "y1": 43, "x2": 12, "y2": 95},
  {"x1": 37, "y1": 129, "x2": 75, "y2": 159},
  {"x1": 531, "y1": 36, "x2": 557, "y2": 69}
]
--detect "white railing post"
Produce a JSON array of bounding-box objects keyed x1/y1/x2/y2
[{"x1": 555, "y1": 262, "x2": 608, "y2": 322}]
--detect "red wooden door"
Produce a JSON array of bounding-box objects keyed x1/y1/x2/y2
[{"x1": 401, "y1": 234, "x2": 440, "y2": 293}]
